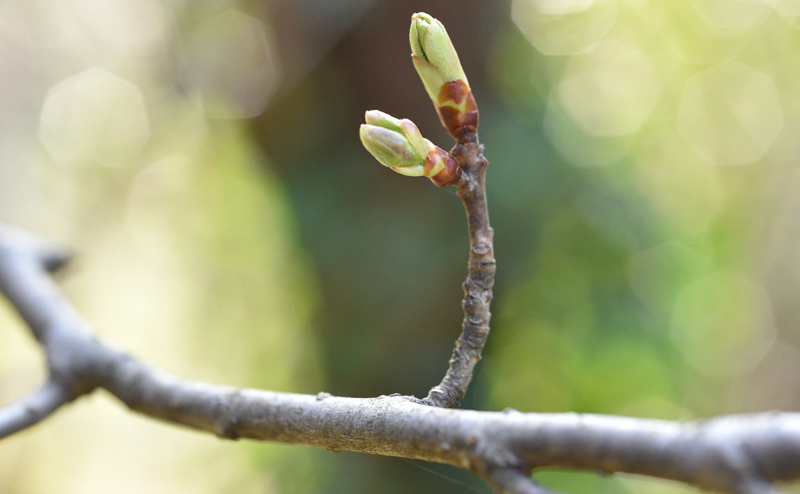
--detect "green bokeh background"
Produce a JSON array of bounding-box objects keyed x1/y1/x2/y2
[{"x1": 2, "y1": 0, "x2": 800, "y2": 493}]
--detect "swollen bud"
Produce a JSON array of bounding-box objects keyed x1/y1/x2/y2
[
  {"x1": 360, "y1": 110, "x2": 428, "y2": 176},
  {"x1": 410, "y1": 12, "x2": 478, "y2": 142},
  {"x1": 359, "y1": 110, "x2": 461, "y2": 186},
  {"x1": 424, "y1": 146, "x2": 461, "y2": 187}
]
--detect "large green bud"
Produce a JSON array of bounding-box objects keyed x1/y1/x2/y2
[
  {"x1": 410, "y1": 12, "x2": 478, "y2": 142},
  {"x1": 359, "y1": 110, "x2": 461, "y2": 186}
]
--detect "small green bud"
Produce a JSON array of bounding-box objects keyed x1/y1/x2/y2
[
  {"x1": 360, "y1": 110, "x2": 461, "y2": 186},
  {"x1": 409, "y1": 13, "x2": 478, "y2": 142},
  {"x1": 360, "y1": 110, "x2": 427, "y2": 176},
  {"x1": 410, "y1": 13, "x2": 468, "y2": 103}
]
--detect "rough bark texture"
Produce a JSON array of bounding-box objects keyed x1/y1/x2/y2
[{"x1": 423, "y1": 132, "x2": 496, "y2": 409}]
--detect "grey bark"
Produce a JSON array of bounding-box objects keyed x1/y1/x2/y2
[
  {"x1": 424, "y1": 137, "x2": 496, "y2": 409},
  {"x1": 1, "y1": 225, "x2": 799, "y2": 493}
]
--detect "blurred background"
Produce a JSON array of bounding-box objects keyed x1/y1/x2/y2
[{"x1": 1, "y1": 0, "x2": 800, "y2": 492}]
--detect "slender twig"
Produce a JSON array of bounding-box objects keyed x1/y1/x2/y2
[
  {"x1": 485, "y1": 469, "x2": 561, "y2": 494},
  {"x1": 0, "y1": 227, "x2": 101, "y2": 440},
  {"x1": 0, "y1": 379, "x2": 73, "y2": 438},
  {"x1": 424, "y1": 133, "x2": 495, "y2": 408}
]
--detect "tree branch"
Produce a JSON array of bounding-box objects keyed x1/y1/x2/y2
[
  {"x1": 0, "y1": 379, "x2": 73, "y2": 438},
  {"x1": 423, "y1": 135, "x2": 495, "y2": 409},
  {"x1": 2, "y1": 226, "x2": 800, "y2": 493}
]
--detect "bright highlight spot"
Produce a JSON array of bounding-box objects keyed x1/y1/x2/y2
[
  {"x1": 768, "y1": 0, "x2": 800, "y2": 17},
  {"x1": 634, "y1": 131, "x2": 724, "y2": 237},
  {"x1": 557, "y1": 44, "x2": 660, "y2": 136},
  {"x1": 180, "y1": 10, "x2": 281, "y2": 119},
  {"x1": 690, "y1": 0, "x2": 771, "y2": 31},
  {"x1": 663, "y1": 7, "x2": 747, "y2": 64},
  {"x1": 39, "y1": 68, "x2": 150, "y2": 167},
  {"x1": 671, "y1": 271, "x2": 776, "y2": 376},
  {"x1": 678, "y1": 62, "x2": 784, "y2": 165},
  {"x1": 511, "y1": 0, "x2": 618, "y2": 55},
  {"x1": 533, "y1": 0, "x2": 596, "y2": 15}
]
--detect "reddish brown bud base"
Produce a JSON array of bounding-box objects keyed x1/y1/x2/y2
[
  {"x1": 437, "y1": 80, "x2": 479, "y2": 142},
  {"x1": 425, "y1": 147, "x2": 461, "y2": 187}
]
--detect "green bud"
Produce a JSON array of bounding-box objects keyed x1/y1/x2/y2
[
  {"x1": 410, "y1": 13, "x2": 478, "y2": 142},
  {"x1": 410, "y1": 13, "x2": 468, "y2": 104},
  {"x1": 364, "y1": 109, "x2": 403, "y2": 132},
  {"x1": 360, "y1": 110, "x2": 427, "y2": 176},
  {"x1": 360, "y1": 110, "x2": 462, "y2": 186}
]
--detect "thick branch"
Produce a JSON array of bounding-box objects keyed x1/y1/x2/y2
[
  {"x1": 424, "y1": 135, "x2": 495, "y2": 408},
  {"x1": 2, "y1": 228, "x2": 800, "y2": 494}
]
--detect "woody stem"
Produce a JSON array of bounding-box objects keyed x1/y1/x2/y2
[{"x1": 423, "y1": 131, "x2": 494, "y2": 408}]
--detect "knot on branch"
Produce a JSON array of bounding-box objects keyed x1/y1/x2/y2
[
  {"x1": 472, "y1": 242, "x2": 492, "y2": 256},
  {"x1": 464, "y1": 275, "x2": 495, "y2": 294},
  {"x1": 45, "y1": 330, "x2": 105, "y2": 397},
  {"x1": 462, "y1": 293, "x2": 492, "y2": 310},
  {"x1": 466, "y1": 312, "x2": 489, "y2": 325},
  {"x1": 468, "y1": 259, "x2": 497, "y2": 273},
  {"x1": 423, "y1": 385, "x2": 465, "y2": 409},
  {"x1": 458, "y1": 327, "x2": 490, "y2": 351}
]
